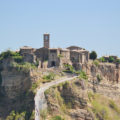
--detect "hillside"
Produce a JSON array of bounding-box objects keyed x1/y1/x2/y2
[{"x1": 0, "y1": 50, "x2": 120, "y2": 120}]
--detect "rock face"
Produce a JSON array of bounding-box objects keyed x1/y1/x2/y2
[
  {"x1": 45, "y1": 80, "x2": 94, "y2": 120},
  {"x1": 1, "y1": 68, "x2": 31, "y2": 99},
  {"x1": 0, "y1": 58, "x2": 35, "y2": 119},
  {"x1": 82, "y1": 62, "x2": 120, "y2": 83}
]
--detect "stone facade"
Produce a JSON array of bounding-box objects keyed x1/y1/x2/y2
[
  {"x1": 44, "y1": 34, "x2": 50, "y2": 48},
  {"x1": 19, "y1": 34, "x2": 89, "y2": 69},
  {"x1": 20, "y1": 46, "x2": 36, "y2": 63},
  {"x1": 48, "y1": 46, "x2": 89, "y2": 69},
  {"x1": 35, "y1": 47, "x2": 49, "y2": 62},
  {"x1": 48, "y1": 48, "x2": 72, "y2": 68}
]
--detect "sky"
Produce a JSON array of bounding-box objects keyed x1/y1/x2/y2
[{"x1": 0, "y1": 0, "x2": 120, "y2": 57}]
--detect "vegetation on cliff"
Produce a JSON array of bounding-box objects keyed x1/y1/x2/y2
[
  {"x1": 44, "y1": 77, "x2": 120, "y2": 120},
  {"x1": 0, "y1": 50, "x2": 23, "y2": 62}
]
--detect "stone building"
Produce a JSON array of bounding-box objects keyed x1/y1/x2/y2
[
  {"x1": 67, "y1": 46, "x2": 89, "y2": 64},
  {"x1": 44, "y1": 34, "x2": 50, "y2": 48},
  {"x1": 19, "y1": 34, "x2": 89, "y2": 69},
  {"x1": 20, "y1": 46, "x2": 36, "y2": 63},
  {"x1": 48, "y1": 48, "x2": 71, "y2": 67}
]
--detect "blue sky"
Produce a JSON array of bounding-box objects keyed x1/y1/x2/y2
[{"x1": 0, "y1": 0, "x2": 120, "y2": 57}]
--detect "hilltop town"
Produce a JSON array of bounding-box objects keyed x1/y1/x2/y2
[
  {"x1": 19, "y1": 34, "x2": 89, "y2": 70},
  {"x1": 0, "y1": 34, "x2": 120, "y2": 120}
]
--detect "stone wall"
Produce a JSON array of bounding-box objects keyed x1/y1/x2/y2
[{"x1": 35, "y1": 47, "x2": 49, "y2": 62}]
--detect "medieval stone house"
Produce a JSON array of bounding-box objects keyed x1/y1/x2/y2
[{"x1": 19, "y1": 34, "x2": 89, "y2": 69}]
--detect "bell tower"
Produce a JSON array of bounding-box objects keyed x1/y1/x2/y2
[{"x1": 44, "y1": 34, "x2": 50, "y2": 48}]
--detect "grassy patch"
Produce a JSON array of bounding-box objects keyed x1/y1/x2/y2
[
  {"x1": 12, "y1": 62, "x2": 37, "y2": 72},
  {"x1": 51, "y1": 115, "x2": 64, "y2": 120},
  {"x1": 63, "y1": 64, "x2": 75, "y2": 73},
  {"x1": 88, "y1": 92, "x2": 120, "y2": 120},
  {"x1": 93, "y1": 60, "x2": 99, "y2": 67},
  {"x1": 97, "y1": 74, "x2": 102, "y2": 83},
  {"x1": 40, "y1": 109, "x2": 47, "y2": 120},
  {"x1": 6, "y1": 111, "x2": 26, "y2": 120},
  {"x1": 109, "y1": 100, "x2": 120, "y2": 114},
  {"x1": 0, "y1": 50, "x2": 23, "y2": 62},
  {"x1": 78, "y1": 71, "x2": 88, "y2": 80},
  {"x1": 42, "y1": 72, "x2": 56, "y2": 82}
]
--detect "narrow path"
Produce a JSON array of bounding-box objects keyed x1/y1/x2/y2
[{"x1": 34, "y1": 75, "x2": 77, "y2": 120}]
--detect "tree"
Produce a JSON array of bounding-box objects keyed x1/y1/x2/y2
[
  {"x1": 108, "y1": 56, "x2": 114, "y2": 63},
  {"x1": 90, "y1": 51, "x2": 97, "y2": 60}
]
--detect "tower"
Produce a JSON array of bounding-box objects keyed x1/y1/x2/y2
[{"x1": 44, "y1": 34, "x2": 50, "y2": 48}]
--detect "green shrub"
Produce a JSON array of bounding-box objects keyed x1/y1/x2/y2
[
  {"x1": 108, "y1": 56, "x2": 115, "y2": 63},
  {"x1": 109, "y1": 100, "x2": 120, "y2": 114},
  {"x1": 93, "y1": 60, "x2": 99, "y2": 67},
  {"x1": 6, "y1": 111, "x2": 26, "y2": 120},
  {"x1": 115, "y1": 59, "x2": 120, "y2": 64},
  {"x1": 15, "y1": 112, "x2": 26, "y2": 120},
  {"x1": 30, "y1": 82, "x2": 38, "y2": 92},
  {"x1": 51, "y1": 115, "x2": 64, "y2": 120},
  {"x1": 63, "y1": 64, "x2": 75, "y2": 73},
  {"x1": 97, "y1": 74, "x2": 102, "y2": 83},
  {"x1": 43, "y1": 72, "x2": 56, "y2": 82},
  {"x1": 99, "y1": 57, "x2": 106, "y2": 62},
  {"x1": 90, "y1": 51, "x2": 97, "y2": 60},
  {"x1": 12, "y1": 62, "x2": 37, "y2": 72},
  {"x1": 12, "y1": 56, "x2": 23, "y2": 63},
  {"x1": 0, "y1": 50, "x2": 22, "y2": 62},
  {"x1": 58, "y1": 54, "x2": 63, "y2": 58},
  {"x1": 40, "y1": 109, "x2": 47, "y2": 120},
  {"x1": 78, "y1": 71, "x2": 88, "y2": 80},
  {"x1": 92, "y1": 100, "x2": 110, "y2": 120},
  {"x1": 6, "y1": 111, "x2": 16, "y2": 120}
]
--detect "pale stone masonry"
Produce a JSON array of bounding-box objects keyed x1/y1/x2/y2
[{"x1": 19, "y1": 34, "x2": 89, "y2": 69}]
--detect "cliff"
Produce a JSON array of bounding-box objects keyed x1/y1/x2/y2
[
  {"x1": 44, "y1": 78, "x2": 120, "y2": 120},
  {"x1": 0, "y1": 57, "x2": 120, "y2": 120}
]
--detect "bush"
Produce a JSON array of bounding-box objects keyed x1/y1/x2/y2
[
  {"x1": 99, "y1": 57, "x2": 106, "y2": 62},
  {"x1": 0, "y1": 50, "x2": 23, "y2": 63},
  {"x1": 109, "y1": 100, "x2": 120, "y2": 114},
  {"x1": 43, "y1": 72, "x2": 56, "y2": 82},
  {"x1": 12, "y1": 56, "x2": 23, "y2": 63},
  {"x1": 63, "y1": 64, "x2": 75, "y2": 73},
  {"x1": 90, "y1": 51, "x2": 97, "y2": 60},
  {"x1": 115, "y1": 59, "x2": 120, "y2": 64},
  {"x1": 6, "y1": 111, "x2": 26, "y2": 120},
  {"x1": 51, "y1": 116, "x2": 64, "y2": 120},
  {"x1": 108, "y1": 56, "x2": 115, "y2": 63},
  {"x1": 12, "y1": 62, "x2": 37, "y2": 72},
  {"x1": 97, "y1": 74, "x2": 102, "y2": 83},
  {"x1": 78, "y1": 71, "x2": 88, "y2": 80},
  {"x1": 58, "y1": 54, "x2": 63, "y2": 58},
  {"x1": 93, "y1": 60, "x2": 99, "y2": 67},
  {"x1": 40, "y1": 109, "x2": 47, "y2": 120},
  {"x1": 6, "y1": 111, "x2": 16, "y2": 120}
]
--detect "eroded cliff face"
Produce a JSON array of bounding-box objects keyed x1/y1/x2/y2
[
  {"x1": 1, "y1": 68, "x2": 31, "y2": 99},
  {"x1": 0, "y1": 58, "x2": 35, "y2": 119},
  {"x1": 0, "y1": 57, "x2": 32, "y2": 99},
  {"x1": 82, "y1": 62, "x2": 120, "y2": 83},
  {"x1": 45, "y1": 78, "x2": 120, "y2": 120}
]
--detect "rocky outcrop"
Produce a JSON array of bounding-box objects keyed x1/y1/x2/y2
[
  {"x1": 1, "y1": 68, "x2": 31, "y2": 99},
  {"x1": 45, "y1": 80, "x2": 94, "y2": 120},
  {"x1": 82, "y1": 62, "x2": 120, "y2": 83},
  {"x1": 0, "y1": 58, "x2": 35, "y2": 119}
]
